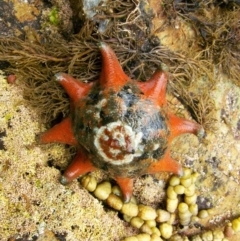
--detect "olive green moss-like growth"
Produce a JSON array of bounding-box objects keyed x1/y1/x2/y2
[
  {"x1": 0, "y1": 0, "x2": 227, "y2": 130},
  {"x1": 0, "y1": 37, "x2": 100, "y2": 123},
  {"x1": 162, "y1": 0, "x2": 240, "y2": 86},
  {"x1": 0, "y1": 39, "x2": 214, "y2": 130},
  {"x1": 0, "y1": 1, "x2": 238, "y2": 130},
  {"x1": 40, "y1": 0, "x2": 73, "y2": 37},
  {"x1": 49, "y1": 7, "x2": 59, "y2": 26},
  {"x1": 197, "y1": 7, "x2": 240, "y2": 86}
]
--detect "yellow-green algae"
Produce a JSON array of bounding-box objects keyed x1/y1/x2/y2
[{"x1": 48, "y1": 7, "x2": 59, "y2": 26}]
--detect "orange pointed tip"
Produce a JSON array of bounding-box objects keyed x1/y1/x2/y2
[
  {"x1": 98, "y1": 42, "x2": 129, "y2": 89},
  {"x1": 55, "y1": 72, "x2": 66, "y2": 81},
  {"x1": 137, "y1": 69, "x2": 168, "y2": 107},
  {"x1": 156, "y1": 62, "x2": 169, "y2": 72},
  {"x1": 115, "y1": 177, "x2": 133, "y2": 203},
  {"x1": 167, "y1": 113, "x2": 203, "y2": 141},
  {"x1": 147, "y1": 150, "x2": 183, "y2": 176},
  {"x1": 54, "y1": 72, "x2": 93, "y2": 103},
  {"x1": 39, "y1": 117, "x2": 77, "y2": 146},
  {"x1": 98, "y1": 42, "x2": 113, "y2": 54},
  {"x1": 123, "y1": 194, "x2": 131, "y2": 203},
  {"x1": 197, "y1": 126, "x2": 205, "y2": 140},
  {"x1": 62, "y1": 151, "x2": 96, "y2": 183},
  {"x1": 176, "y1": 165, "x2": 183, "y2": 176},
  {"x1": 60, "y1": 176, "x2": 70, "y2": 185},
  {"x1": 98, "y1": 41, "x2": 107, "y2": 49}
]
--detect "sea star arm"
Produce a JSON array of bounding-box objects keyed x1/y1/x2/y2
[
  {"x1": 147, "y1": 150, "x2": 183, "y2": 176},
  {"x1": 114, "y1": 176, "x2": 134, "y2": 203},
  {"x1": 55, "y1": 73, "x2": 93, "y2": 103},
  {"x1": 39, "y1": 117, "x2": 77, "y2": 146},
  {"x1": 167, "y1": 113, "x2": 202, "y2": 141},
  {"x1": 136, "y1": 70, "x2": 168, "y2": 107},
  {"x1": 98, "y1": 42, "x2": 129, "y2": 90},
  {"x1": 61, "y1": 150, "x2": 96, "y2": 184}
]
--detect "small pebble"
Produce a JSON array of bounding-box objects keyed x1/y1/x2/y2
[
  {"x1": 178, "y1": 202, "x2": 189, "y2": 213},
  {"x1": 191, "y1": 235, "x2": 202, "y2": 241},
  {"x1": 232, "y1": 218, "x2": 240, "y2": 232},
  {"x1": 156, "y1": 209, "x2": 171, "y2": 223},
  {"x1": 138, "y1": 205, "x2": 157, "y2": 220},
  {"x1": 121, "y1": 202, "x2": 139, "y2": 217},
  {"x1": 159, "y1": 223, "x2": 173, "y2": 239},
  {"x1": 122, "y1": 236, "x2": 138, "y2": 241},
  {"x1": 130, "y1": 217, "x2": 144, "y2": 229},
  {"x1": 189, "y1": 204, "x2": 198, "y2": 215},
  {"x1": 112, "y1": 185, "x2": 122, "y2": 197},
  {"x1": 184, "y1": 184, "x2": 195, "y2": 196},
  {"x1": 106, "y1": 193, "x2": 123, "y2": 210},
  {"x1": 7, "y1": 74, "x2": 17, "y2": 84},
  {"x1": 168, "y1": 213, "x2": 176, "y2": 225},
  {"x1": 180, "y1": 178, "x2": 192, "y2": 188},
  {"x1": 151, "y1": 233, "x2": 163, "y2": 241},
  {"x1": 224, "y1": 225, "x2": 234, "y2": 237},
  {"x1": 174, "y1": 185, "x2": 185, "y2": 195},
  {"x1": 198, "y1": 210, "x2": 209, "y2": 219},
  {"x1": 201, "y1": 230, "x2": 213, "y2": 241},
  {"x1": 184, "y1": 193, "x2": 197, "y2": 205},
  {"x1": 191, "y1": 172, "x2": 199, "y2": 183},
  {"x1": 81, "y1": 175, "x2": 97, "y2": 192},
  {"x1": 123, "y1": 214, "x2": 132, "y2": 222},
  {"x1": 182, "y1": 168, "x2": 192, "y2": 178},
  {"x1": 136, "y1": 233, "x2": 151, "y2": 241},
  {"x1": 167, "y1": 186, "x2": 178, "y2": 200},
  {"x1": 93, "y1": 181, "x2": 111, "y2": 200},
  {"x1": 141, "y1": 223, "x2": 153, "y2": 234},
  {"x1": 166, "y1": 198, "x2": 178, "y2": 213},
  {"x1": 212, "y1": 229, "x2": 224, "y2": 239},
  {"x1": 145, "y1": 220, "x2": 157, "y2": 228},
  {"x1": 169, "y1": 176, "x2": 180, "y2": 186},
  {"x1": 151, "y1": 227, "x2": 161, "y2": 236}
]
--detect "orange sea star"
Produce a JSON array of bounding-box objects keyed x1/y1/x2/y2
[{"x1": 40, "y1": 43, "x2": 201, "y2": 202}]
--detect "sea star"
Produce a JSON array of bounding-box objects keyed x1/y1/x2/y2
[{"x1": 40, "y1": 42, "x2": 202, "y2": 202}]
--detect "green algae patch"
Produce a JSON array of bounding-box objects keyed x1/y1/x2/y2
[{"x1": 49, "y1": 7, "x2": 59, "y2": 26}]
